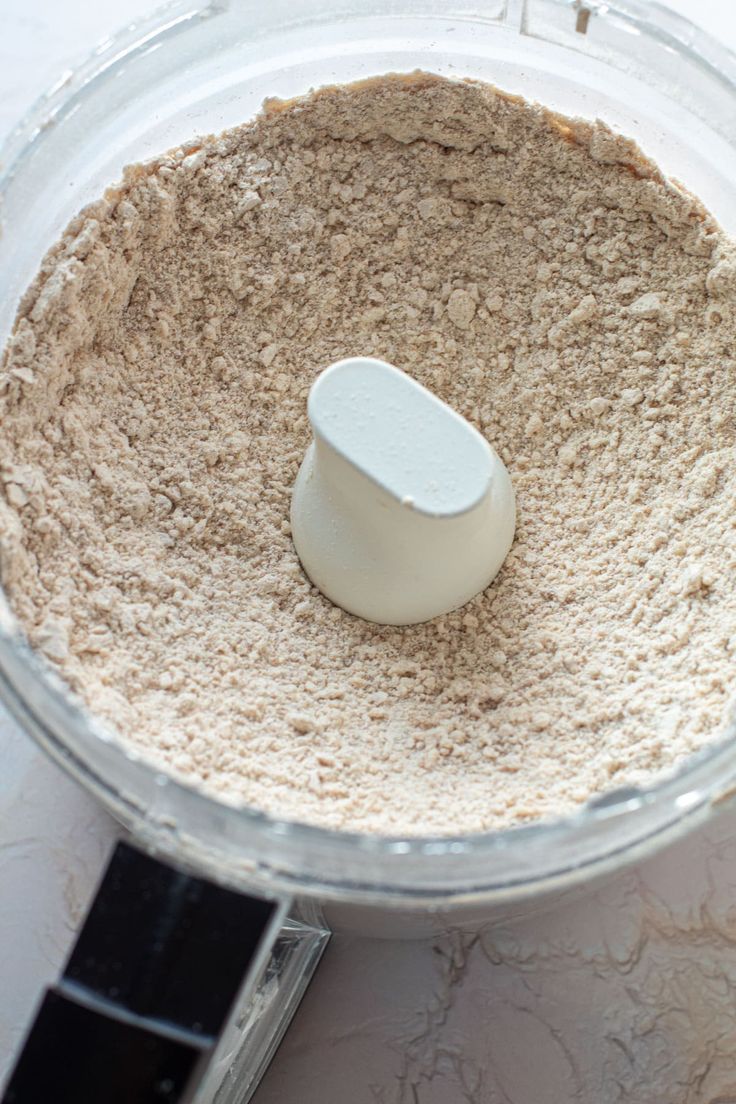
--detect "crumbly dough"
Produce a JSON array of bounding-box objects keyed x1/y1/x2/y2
[{"x1": 1, "y1": 74, "x2": 735, "y2": 835}]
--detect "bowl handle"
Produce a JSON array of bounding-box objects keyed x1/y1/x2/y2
[{"x1": 1, "y1": 840, "x2": 329, "y2": 1103}]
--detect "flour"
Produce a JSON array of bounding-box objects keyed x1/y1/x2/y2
[{"x1": 1, "y1": 74, "x2": 735, "y2": 835}]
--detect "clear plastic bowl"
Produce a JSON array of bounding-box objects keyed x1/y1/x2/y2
[{"x1": 1, "y1": 0, "x2": 735, "y2": 911}]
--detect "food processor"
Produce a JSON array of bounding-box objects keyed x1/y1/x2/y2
[{"x1": 1, "y1": 0, "x2": 736, "y2": 1100}]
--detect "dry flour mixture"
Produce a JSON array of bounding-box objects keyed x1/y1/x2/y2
[{"x1": 1, "y1": 74, "x2": 735, "y2": 835}]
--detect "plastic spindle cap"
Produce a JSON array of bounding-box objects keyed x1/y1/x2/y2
[{"x1": 291, "y1": 357, "x2": 516, "y2": 625}]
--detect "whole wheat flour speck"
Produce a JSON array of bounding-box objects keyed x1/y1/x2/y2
[{"x1": 1, "y1": 74, "x2": 735, "y2": 835}]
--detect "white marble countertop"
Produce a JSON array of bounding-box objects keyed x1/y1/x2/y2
[{"x1": 2, "y1": 2, "x2": 736, "y2": 1102}]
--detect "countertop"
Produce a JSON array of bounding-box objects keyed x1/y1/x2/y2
[{"x1": 2, "y1": 2, "x2": 736, "y2": 1102}]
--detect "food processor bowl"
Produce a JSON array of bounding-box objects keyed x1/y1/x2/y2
[
  {"x1": 1, "y1": 0, "x2": 736, "y2": 916},
  {"x1": 4, "y1": 3, "x2": 736, "y2": 1099}
]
